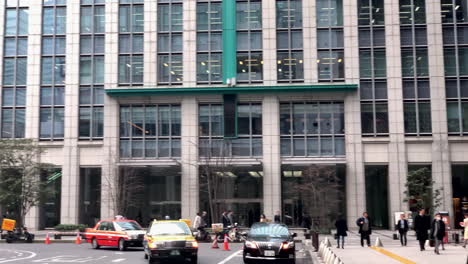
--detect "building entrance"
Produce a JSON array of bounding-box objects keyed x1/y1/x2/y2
[{"x1": 452, "y1": 165, "x2": 468, "y2": 228}]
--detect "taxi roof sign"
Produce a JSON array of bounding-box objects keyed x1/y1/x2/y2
[{"x1": 1, "y1": 218, "x2": 16, "y2": 231}]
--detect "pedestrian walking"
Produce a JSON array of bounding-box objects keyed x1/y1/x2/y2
[
  {"x1": 335, "y1": 218, "x2": 348, "y2": 249},
  {"x1": 274, "y1": 211, "x2": 281, "y2": 223},
  {"x1": 461, "y1": 213, "x2": 468, "y2": 248},
  {"x1": 227, "y1": 211, "x2": 234, "y2": 226},
  {"x1": 302, "y1": 213, "x2": 312, "y2": 230},
  {"x1": 356, "y1": 212, "x2": 372, "y2": 247},
  {"x1": 193, "y1": 213, "x2": 202, "y2": 230},
  {"x1": 396, "y1": 214, "x2": 409, "y2": 246},
  {"x1": 414, "y1": 209, "x2": 431, "y2": 251},
  {"x1": 221, "y1": 212, "x2": 230, "y2": 228},
  {"x1": 430, "y1": 213, "x2": 446, "y2": 255}
]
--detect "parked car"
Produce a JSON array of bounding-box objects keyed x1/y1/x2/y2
[
  {"x1": 242, "y1": 222, "x2": 297, "y2": 264},
  {"x1": 84, "y1": 219, "x2": 146, "y2": 251},
  {"x1": 143, "y1": 220, "x2": 198, "y2": 264}
]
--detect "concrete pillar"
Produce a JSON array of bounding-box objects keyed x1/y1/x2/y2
[
  {"x1": 303, "y1": 0, "x2": 317, "y2": 83},
  {"x1": 23, "y1": 0, "x2": 41, "y2": 230},
  {"x1": 385, "y1": 0, "x2": 409, "y2": 227},
  {"x1": 183, "y1": 0, "x2": 196, "y2": 87},
  {"x1": 100, "y1": 0, "x2": 120, "y2": 220},
  {"x1": 143, "y1": 0, "x2": 157, "y2": 86},
  {"x1": 181, "y1": 97, "x2": 199, "y2": 220},
  {"x1": 426, "y1": 0, "x2": 453, "y2": 220},
  {"x1": 262, "y1": 95, "x2": 281, "y2": 220},
  {"x1": 262, "y1": 0, "x2": 276, "y2": 86},
  {"x1": 60, "y1": 0, "x2": 81, "y2": 225},
  {"x1": 343, "y1": 0, "x2": 365, "y2": 225}
]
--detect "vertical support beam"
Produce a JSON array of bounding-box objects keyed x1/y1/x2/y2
[
  {"x1": 222, "y1": 0, "x2": 236, "y2": 84},
  {"x1": 262, "y1": 95, "x2": 281, "y2": 220},
  {"x1": 61, "y1": 0, "x2": 81, "y2": 225},
  {"x1": 426, "y1": 0, "x2": 453, "y2": 223},
  {"x1": 181, "y1": 97, "x2": 199, "y2": 220},
  {"x1": 303, "y1": 0, "x2": 317, "y2": 83},
  {"x1": 262, "y1": 0, "x2": 276, "y2": 86},
  {"x1": 386, "y1": 0, "x2": 408, "y2": 227},
  {"x1": 183, "y1": 0, "x2": 197, "y2": 87},
  {"x1": 343, "y1": 0, "x2": 365, "y2": 226},
  {"x1": 101, "y1": 0, "x2": 120, "y2": 220},
  {"x1": 144, "y1": 0, "x2": 157, "y2": 86}
]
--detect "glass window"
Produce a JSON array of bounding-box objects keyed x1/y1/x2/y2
[{"x1": 317, "y1": 0, "x2": 343, "y2": 27}]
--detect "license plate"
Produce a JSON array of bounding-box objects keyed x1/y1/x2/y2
[
  {"x1": 264, "y1": 250, "x2": 275, "y2": 257},
  {"x1": 170, "y1": 250, "x2": 180, "y2": 256}
]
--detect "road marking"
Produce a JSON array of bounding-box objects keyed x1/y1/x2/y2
[
  {"x1": 370, "y1": 246, "x2": 416, "y2": 264},
  {"x1": 0, "y1": 250, "x2": 37, "y2": 263},
  {"x1": 32, "y1": 256, "x2": 107, "y2": 263},
  {"x1": 111, "y1": 259, "x2": 126, "y2": 262},
  {"x1": 217, "y1": 250, "x2": 242, "y2": 264}
]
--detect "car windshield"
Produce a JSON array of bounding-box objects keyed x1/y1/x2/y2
[
  {"x1": 114, "y1": 221, "x2": 142, "y2": 231},
  {"x1": 249, "y1": 223, "x2": 290, "y2": 239},
  {"x1": 148, "y1": 222, "x2": 191, "y2": 236}
]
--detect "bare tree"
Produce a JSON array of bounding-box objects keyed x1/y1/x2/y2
[
  {"x1": 0, "y1": 139, "x2": 53, "y2": 227},
  {"x1": 285, "y1": 164, "x2": 345, "y2": 231},
  {"x1": 103, "y1": 165, "x2": 145, "y2": 219},
  {"x1": 198, "y1": 141, "x2": 234, "y2": 224}
]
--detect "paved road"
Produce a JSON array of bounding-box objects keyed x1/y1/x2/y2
[{"x1": 0, "y1": 242, "x2": 312, "y2": 264}]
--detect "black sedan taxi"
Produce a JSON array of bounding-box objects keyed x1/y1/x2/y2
[
  {"x1": 143, "y1": 220, "x2": 198, "y2": 264},
  {"x1": 243, "y1": 223, "x2": 297, "y2": 264}
]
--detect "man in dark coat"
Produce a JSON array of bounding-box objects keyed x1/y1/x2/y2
[
  {"x1": 356, "y1": 212, "x2": 372, "y2": 247},
  {"x1": 221, "y1": 212, "x2": 230, "y2": 228},
  {"x1": 414, "y1": 209, "x2": 431, "y2": 251},
  {"x1": 396, "y1": 213, "x2": 409, "y2": 246},
  {"x1": 335, "y1": 218, "x2": 348, "y2": 249},
  {"x1": 274, "y1": 211, "x2": 281, "y2": 224},
  {"x1": 430, "y1": 213, "x2": 446, "y2": 255}
]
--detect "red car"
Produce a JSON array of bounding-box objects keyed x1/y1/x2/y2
[{"x1": 84, "y1": 219, "x2": 146, "y2": 251}]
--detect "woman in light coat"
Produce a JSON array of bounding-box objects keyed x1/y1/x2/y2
[{"x1": 462, "y1": 213, "x2": 468, "y2": 248}]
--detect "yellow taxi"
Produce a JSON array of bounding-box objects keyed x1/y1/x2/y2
[{"x1": 143, "y1": 220, "x2": 198, "y2": 264}]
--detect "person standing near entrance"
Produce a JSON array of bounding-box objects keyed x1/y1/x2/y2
[
  {"x1": 396, "y1": 214, "x2": 409, "y2": 246},
  {"x1": 356, "y1": 212, "x2": 372, "y2": 247},
  {"x1": 414, "y1": 209, "x2": 431, "y2": 251},
  {"x1": 274, "y1": 211, "x2": 281, "y2": 223},
  {"x1": 430, "y1": 213, "x2": 446, "y2": 255},
  {"x1": 460, "y1": 213, "x2": 468, "y2": 248},
  {"x1": 335, "y1": 218, "x2": 348, "y2": 249}
]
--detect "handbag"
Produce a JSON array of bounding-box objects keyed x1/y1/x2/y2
[
  {"x1": 393, "y1": 233, "x2": 399, "y2": 240},
  {"x1": 334, "y1": 233, "x2": 338, "y2": 240},
  {"x1": 429, "y1": 239, "x2": 435, "y2": 247}
]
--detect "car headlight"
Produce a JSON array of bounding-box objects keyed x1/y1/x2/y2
[
  {"x1": 282, "y1": 241, "x2": 295, "y2": 250},
  {"x1": 185, "y1": 241, "x2": 199, "y2": 248},
  {"x1": 245, "y1": 241, "x2": 258, "y2": 249},
  {"x1": 148, "y1": 241, "x2": 164, "y2": 249}
]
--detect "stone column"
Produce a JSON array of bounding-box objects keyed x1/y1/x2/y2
[
  {"x1": 303, "y1": 0, "x2": 317, "y2": 82},
  {"x1": 426, "y1": 0, "x2": 453, "y2": 221},
  {"x1": 100, "y1": 0, "x2": 120, "y2": 220},
  {"x1": 23, "y1": 0, "x2": 42, "y2": 230},
  {"x1": 60, "y1": 0, "x2": 81, "y2": 225},
  {"x1": 385, "y1": 0, "x2": 408, "y2": 226},
  {"x1": 181, "y1": 97, "x2": 199, "y2": 220},
  {"x1": 262, "y1": 0, "x2": 276, "y2": 85},
  {"x1": 343, "y1": 0, "x2": 366, "y2": 225},
  {"x1": 262, "y1": 95, "x2": 281, "y2": 220},
  {"x1": 143, "y1": 0, "x2": 157, "y2": 86},
  {"x1": 183, "y1": 0, "x2": 197, "y2": 87}
]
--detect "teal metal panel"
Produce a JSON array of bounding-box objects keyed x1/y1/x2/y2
[
  {"x1": 105, "y1": 84, "x2": 358, "y2": 96},
  {"x1": 222, "y1": 0, "x2": 237, "y2": 84}
]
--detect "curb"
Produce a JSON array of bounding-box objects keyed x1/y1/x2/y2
[{"x1": 0, "y1": 240, "x2": 80, "y2": 244}]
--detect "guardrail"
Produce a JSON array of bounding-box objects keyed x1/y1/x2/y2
[{"x1": 317, "y1": 237, "x2": 344, "y2": 264}]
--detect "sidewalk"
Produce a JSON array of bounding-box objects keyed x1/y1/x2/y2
[{"x1": 318, "y1": 230, "x2": 468, "y2": 264}]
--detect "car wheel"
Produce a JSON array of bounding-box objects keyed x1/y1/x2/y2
[
  {"x1": 118, "y1": 239, "x2": 127, "y2": 251},
  {"x1": 190, "y1": 256, "x2": 197, "y2": 264},
  {"x1": 288, "y1": 259, "x2": 296, "y2": 264},
  {"x1": 144, "y1": 253, "x2": 148, "y2": 259},
  {"x1": 148, "y1": 255, "x2": 157, "y2": 264},
  {"x1": 91, "y1": 238, "x2": 100, "y2": 249}
]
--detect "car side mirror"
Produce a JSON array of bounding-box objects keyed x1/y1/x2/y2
[{"x1": 291, "y1": 233, "x2": 297, "y2": 238}]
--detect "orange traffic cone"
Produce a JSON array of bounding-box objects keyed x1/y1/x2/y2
[
  {"x1": 75, "y1": 232, "x2": 82, "y2": 244},
  {"x1": 211, "y1": 235, "x2": 219, "y2": 249},
  {"x1": 45, "y1": 232, "x2": 51, "y2": 245},
  {"x1": 223, "y1": 234, "x2": 230, "y2": 251}
]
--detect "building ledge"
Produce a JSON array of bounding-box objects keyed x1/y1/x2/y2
[
  {"x1": 448, "y1": 136, "x2": 468, "y2": 143},
  {"x1": 361, "y1": 137, "x2": 390, "y2": 144},
  {"x1": 281, "y1": 157, "x2": 346, "y2": 164},
  {"x1": 106, "y1": 84, "x2": 358, "y2": 96},
  {"x1": 404, "y1": 137, "x2": 433, "y2": 143}
]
